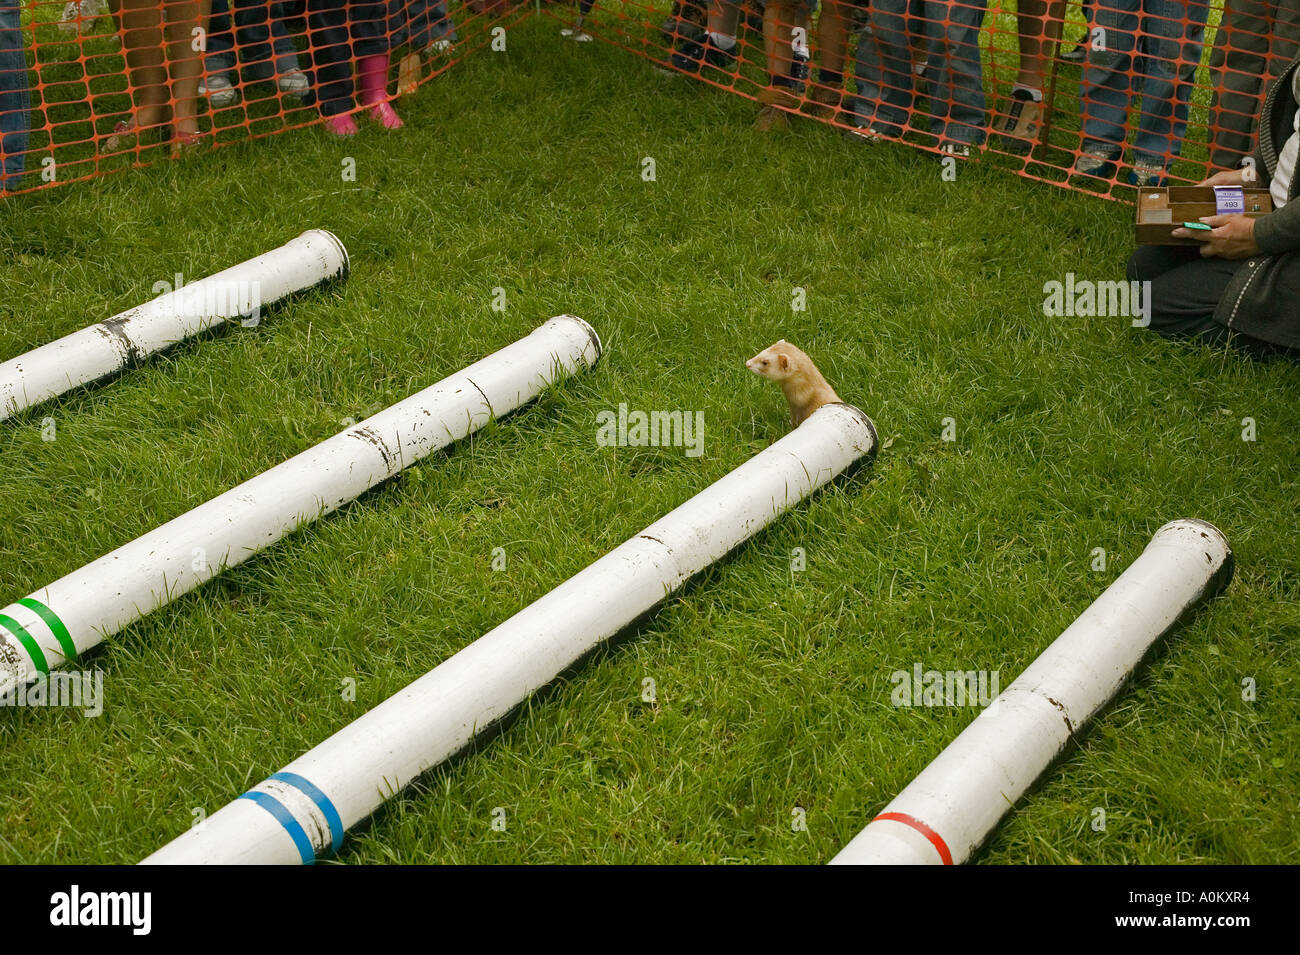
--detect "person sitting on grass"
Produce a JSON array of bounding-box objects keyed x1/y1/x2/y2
[{"x1": 1127, "y1": 54, "x2": 1300, "y2": 359}]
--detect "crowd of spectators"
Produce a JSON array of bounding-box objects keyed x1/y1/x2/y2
[
  {"x1": 666, "y1": 0, "x2": 1295, "y2": 183},
  {"x1": 0, "y1": 0, "x2": 461, "y2": 184},
  {"x1": 2, "y1": 1, "x2": 1299, "y2": 358}
]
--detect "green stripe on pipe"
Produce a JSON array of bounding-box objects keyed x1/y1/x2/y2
[
  {"x1": 0, "y1": 613, "x2": 48, "y2": 674},
  {"x1": 15, "y1": 598, "x2": 76, "y2": 662}
]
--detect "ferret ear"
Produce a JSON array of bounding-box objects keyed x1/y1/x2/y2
[
  {"x1": 777, "y1": 339, "x2": 787, "y2": 344},
  {"x1": 778, "y1": 354, "x2": 789, "y2": 371}
]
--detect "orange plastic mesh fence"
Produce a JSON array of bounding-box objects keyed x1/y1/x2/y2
[
  {"x1": 1, "y1": 1, "x2": 1293, "y2": 200},
  {"x1": 0, "y1": 0, "x2": 528, "y2": 196},
  {"x1": 543, "y1": 0, "x2": 1291, "y2": 202}
]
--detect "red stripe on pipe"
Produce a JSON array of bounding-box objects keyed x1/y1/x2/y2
[{"x1": 872, "y1": 812, "x2": 954, "y2": 865}]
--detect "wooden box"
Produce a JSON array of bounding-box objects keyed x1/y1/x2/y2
[{"x1": 1136, "y1": 187, "x2": 1273, "y2": 245}]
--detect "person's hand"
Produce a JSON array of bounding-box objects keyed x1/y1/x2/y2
[
  {"x1": 1171, "y1": 214, "x2": 1261, "y2": 259},
  {"x1": 1195, "y1": 169, "x2": 1247, "y2": 188}
]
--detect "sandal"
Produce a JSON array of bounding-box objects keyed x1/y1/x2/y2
[
  {"x1": 102, "y1": 119, "x2": 145, "y2": 154},
  {"x1": 102, "y1": 115, "x2": 175, "y2": 155},
  {"x1": 169, "y1": 128, "x2": 210, "y2": 159}
]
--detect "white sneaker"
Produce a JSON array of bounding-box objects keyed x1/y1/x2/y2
[
  {"x1": 1074, "y1": 148, "x2": 1116, "y2": 177},
  {"x1": 844, "y1": 125, "x2": 887, "y2": 144},
  {"x1": 277, "y1": 69, "x2": 309, "y2": 95},
  {"x1": 58, "y1": 0, "x2": 107, "y2": 36},
  {"x1": 1130, "y1": 159, "x2": 1168, "y2": 187},
  {"x1": 200, "y1": 74, "x2": 240, "y2": 109}
]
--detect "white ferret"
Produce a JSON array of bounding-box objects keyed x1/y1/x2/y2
[{"x1": 745, "y1": 340, "x2": 842, "y2": 427}]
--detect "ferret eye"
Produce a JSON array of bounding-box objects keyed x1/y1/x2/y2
[{"x1": 761, "y1": 360, "x2": 769, "y2": 367}]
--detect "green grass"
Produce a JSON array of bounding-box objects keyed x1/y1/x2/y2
[{"x1": 0, "y1": 15, "x2": 1296, "y2": 865}]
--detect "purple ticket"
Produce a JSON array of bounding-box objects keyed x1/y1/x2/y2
[{"x1": 1214, "y1": 185, "x2": 1246, "y2": 214}]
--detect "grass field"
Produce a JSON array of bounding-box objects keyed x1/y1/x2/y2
[{"x1": 0, "y1": 14, "x2": 1296, "y2": 864}]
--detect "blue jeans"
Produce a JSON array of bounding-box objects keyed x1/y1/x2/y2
[
  {"x1": 389, "y1": 0, "x2": 458, "y2": 48},
  {"x1": 1080, "y1": 0, "x2": 1210, "y2": 165},
  {"x1": 306, "y1": 0, "x2": 391, "y2": 116},
  {"x1": 852, "y1": 0, "x2": 988, "y2": 145},
  {"x1": 207, "y1": 0, "x2": 305, "y2": 78},
  {"x1": 0, "y1": 0, "x2": 29, "y2": 192}
]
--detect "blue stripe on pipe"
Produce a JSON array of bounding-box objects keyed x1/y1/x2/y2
[
  {"x1": 238, "y1": 790, "x2": 317, "y2": 864},
  {"x1": 271, "y1": 772, "x2": 344, "y2": 855}
]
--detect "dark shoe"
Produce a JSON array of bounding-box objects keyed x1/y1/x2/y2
[
  {"x1": 790, "y1": 45, "x2": 810, "y2": 89},
  {"x1": 1059, "y1": 32, "x2": 1089, "y2": 62},
  {"x1": 703, "y1": 38, "x2": 737, "y2": 72},
  {"x1": 669, "y1": 36, "x2": 706, "y2": 72},
  {"x1": 670, "y1": 35, "x2": 736, "y2": 73}
]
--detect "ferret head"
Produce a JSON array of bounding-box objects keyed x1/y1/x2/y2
[{"x1": 746, "y1": 340, "x2": 801, "y2": 382}]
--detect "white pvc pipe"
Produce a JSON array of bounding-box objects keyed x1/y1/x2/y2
[
  {"x1": 0, "y1": 229, "x2": 349, "y2": 423},
  {"x1": 830, "y1": 519, "x2": 1233, "y2": 866},
  {"x1": 0, "y1": 316, "x2": 602, "y2": 698},
  {"x1": 142, "y1": 402, "x2": 879, "y2": 864}
]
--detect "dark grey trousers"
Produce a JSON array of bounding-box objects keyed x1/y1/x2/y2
[
  {"x1": 1208, "y1": 0, "x2": 1300, "y2": 170},
  {"x1": 1126, "y1": 244, "x2": 1297, "y2": 359}
]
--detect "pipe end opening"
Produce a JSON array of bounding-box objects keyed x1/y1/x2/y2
[
  {"x1": 306, "y1": 229, "x2": 351, "y2": 281},
  {"x1": 552, "y1": 314, "x2": 603, "y2": 367}
]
